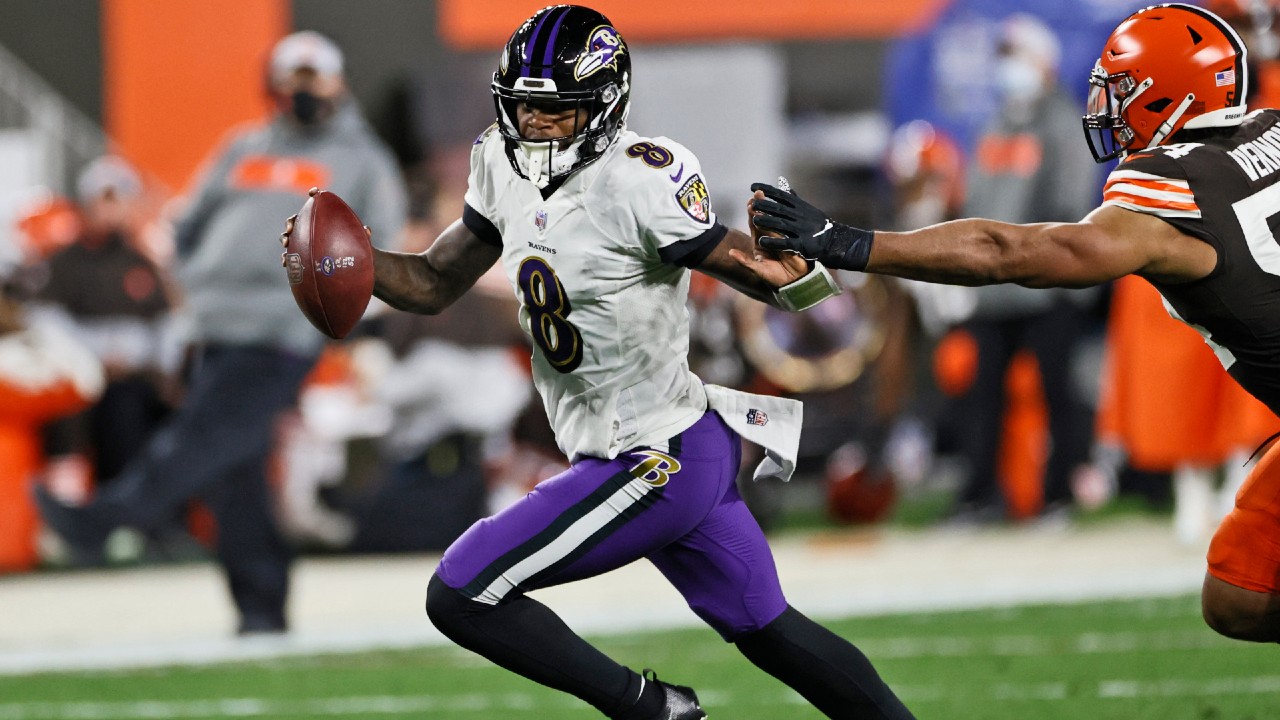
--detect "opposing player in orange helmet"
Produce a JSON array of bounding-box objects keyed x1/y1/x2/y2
[
  {"x1": 746, "y1": 3, "x2": 1280, "y2": 643},
  {"x1": 1084, "y1": 3, "x2": 1249, "y2": 161}
]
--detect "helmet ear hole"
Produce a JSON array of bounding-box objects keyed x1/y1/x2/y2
[{"x1": 1145, "y1": 98, "x2": 1172, "y2": 113}]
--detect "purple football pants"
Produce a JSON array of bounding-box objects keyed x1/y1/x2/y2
[{"x1": 435, "y1": 411, "x2": 788, "y2": 640}]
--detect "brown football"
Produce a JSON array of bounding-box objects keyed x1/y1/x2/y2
[{"x1": 283, "y1": 190, "x2": 374, "y2": 339}]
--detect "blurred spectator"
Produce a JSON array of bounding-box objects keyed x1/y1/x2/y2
[
  {"x1": 357, "y1": 212, "x2": 528, "y2": 545},
  {"x1": 939, "y1": 15, "x2": 1102, "y2": 524},
  {"x1": 877, "y1": 121, "x2": 969, "y2": 503},
  {"x1": 885, "y1": 120, "x2": 965, "y2": 235},
  {"x1": 36, "y1": 30, "x2": 408, "y2": 636},
  {"x1": 884, "y1": 0, "x2": 1151, "y2": 154},
  {"x1": 13, "y1": 193, "x2": 81, "y2": 263},
  {"x1": 32, "y1": 156, "x2": 174, "y2": 506},
  {"x1": 0, "y1": 273, "x2": 104, "y2": 572},
  {"x1": 345, "y1": 292, "x2": 529, "y2": 552},
  {"x1": 270, "y1": 172, "x2": 532, "y2": 553}
]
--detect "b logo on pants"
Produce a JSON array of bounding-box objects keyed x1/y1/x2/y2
[{"x1": 629, "y1": 451, "x2": 681, "y2": 487}]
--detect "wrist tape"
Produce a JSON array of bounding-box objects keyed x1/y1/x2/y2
[
  {"x1": 775, "y1": 261, "x2": 842, "y2": 312},
  {"x1": 821, "y1": 224, "x2": 875, "y2": 272}
]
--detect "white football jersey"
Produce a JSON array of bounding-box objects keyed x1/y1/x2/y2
[{"x1": 464, "y1": 126, "x2": 723, "y2": 460}]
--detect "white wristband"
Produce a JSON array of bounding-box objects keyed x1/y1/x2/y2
[{"x1": 774, "y1": 261, "x2": 842, "y2": 311}]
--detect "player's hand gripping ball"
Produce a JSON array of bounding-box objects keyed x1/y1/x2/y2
[{"x1": 280, "y1": 188, "x2": 374, "y2": 339}]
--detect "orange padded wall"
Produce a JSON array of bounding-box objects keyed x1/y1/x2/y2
[
  {"x1": 439, "y1": 0, "x2": 949, "y2": 48},
  {"x1": 103, "y1": 0, "x2": 289, "y2": 192}
]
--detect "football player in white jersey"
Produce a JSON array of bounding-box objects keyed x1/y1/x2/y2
[
  {"x1": 358, "y1": 5, "x2": 916, "y2": 720},
  {"x1": 749, "y1": 3, "x2": 1280, "y2": 645}
]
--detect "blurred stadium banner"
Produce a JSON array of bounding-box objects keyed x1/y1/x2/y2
[
  {"x1": 102, "y1": 0, "x2": 287, "y2": 193},
  {"x1": 884, "y1": 0, "x2": 1155, "y2": 154},
  {"x1": 438, "y1": 0, "x2": 951, "y2": 48}
]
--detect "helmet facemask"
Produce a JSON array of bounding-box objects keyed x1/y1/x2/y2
[
  {"x1": 1083, "y1": 63, "x2": 1144, "y2": 162},
  {"x1": 492, "y1": 75, "x2": 629, "y2": 189},
  {"x1": 491, "y1": 7, "x2": 633, "y2": 189}
]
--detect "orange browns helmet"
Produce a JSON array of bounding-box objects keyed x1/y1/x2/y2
[{"x1": 1084, "y1": 3, "x2": 1250, "y2": 162}]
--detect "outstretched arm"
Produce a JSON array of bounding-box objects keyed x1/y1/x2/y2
[
  {"x1": 372, "y1": 219, "x2": 502, "y2": 315},
  {"x1": 868, "y1": 218, "x2": 1129, "y2": 288},
  {"x1": 749, "y1": 182, "x2": 1216, "y2": 288}
]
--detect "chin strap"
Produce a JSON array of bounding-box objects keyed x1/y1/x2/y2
[
  {"x1": 1147, "y1": 92, "x2": 1196, "y2": 149},
  {"x1": 518, "y1": 137, "x2": 587, "y2": 189},
  {"x1": 523, "y1": 147, "x2": 551, "y2": 189}
]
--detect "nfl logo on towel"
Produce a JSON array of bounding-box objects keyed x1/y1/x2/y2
[
  {"x1": 746, "y1": 408, "x2": 769, "y2": 426},
  {"x1": 1216, "y1": 69, "x2": 1235, "y2": 86}
]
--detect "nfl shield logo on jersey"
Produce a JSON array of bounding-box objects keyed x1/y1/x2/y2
[
  {"x1": 535, "y1": 209, "x2": 548, "y2": 232},
  {"x1": 746, "y1": 408, "x2": 769, "y2": 426}
]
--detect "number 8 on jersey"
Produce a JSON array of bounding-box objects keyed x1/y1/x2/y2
[{"x1": 517, "y1": 256, "x2": 584, "y2": 374}]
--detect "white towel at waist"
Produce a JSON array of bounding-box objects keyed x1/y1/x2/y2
[{"x1": 703, "y1": 384, "x2": 803, "y2": 482}]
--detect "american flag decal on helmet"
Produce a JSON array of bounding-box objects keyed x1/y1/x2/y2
[
  {"x1": 1216, "y1": 69, "x2": 1235, "y2": 87},
  {"x1": 746, "y1": 408, "x2": 769, "y2": 426}
]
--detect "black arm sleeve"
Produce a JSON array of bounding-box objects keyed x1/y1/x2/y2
[
  {"x1": 657, "y1": 223, "x2": 728, "y2": 268},
  {"x1": 462, "y1": 203, "x2": 502, "y2": 248}
]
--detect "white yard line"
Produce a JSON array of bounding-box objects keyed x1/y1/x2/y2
[{"x1": 0, "y1": 519, "x2": 1208, "y2": 675}]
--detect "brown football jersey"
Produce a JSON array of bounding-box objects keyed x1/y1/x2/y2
[{"x1": 1103, "y1": 109, "x2": 1280, "y2": 414}]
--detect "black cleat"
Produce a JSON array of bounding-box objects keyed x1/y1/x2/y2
[
  {"x1": 644, "y1": 669, "x2": 707, "y2": 720},
  {"x1": 33, "y1": 484, "x2": 111, "y2": 566}
]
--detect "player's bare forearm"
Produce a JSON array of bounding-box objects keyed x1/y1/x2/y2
[
  {"x1": 701, "y1": 228, "x2": 810, "y2": 309},
  {"x1": 723, "y1": 278, "x2": 780, "y2": 307},
  {"x1": 373, "y1": 219, "x2": 501, "y2": 315},
  {"x1": 867, "y1": 220, "x2": 1027, "y2": 286},
  {"x1": 750, "y1": 182, "x2": 1149, "y2": 289},
  {"x1": 372, "y1": 248, "x2": 440, "y2": 313},
  {"x1": 869, "y1": 219, "x2": 1128, "y2": 289}
]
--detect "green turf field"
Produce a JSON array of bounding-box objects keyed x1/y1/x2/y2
[{"x1": 3, "y1": 594, "x2": 1276, "y2": 720}]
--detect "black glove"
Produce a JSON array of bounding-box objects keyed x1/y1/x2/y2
[{"x1": 750, "y1": 182, "x2": 875, "y2": 272}]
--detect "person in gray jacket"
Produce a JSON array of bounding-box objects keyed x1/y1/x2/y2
[
  {"x1": 936, "y1": 15, "x2": 1102, "y2": 525},
  {"x1": 37, "y1": 30, "x2": 408, "y2": 635}
]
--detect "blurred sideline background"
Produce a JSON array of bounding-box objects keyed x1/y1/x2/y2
[{"x1": 2, "y1": 0, "x2": 1279, "y2": 667}]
